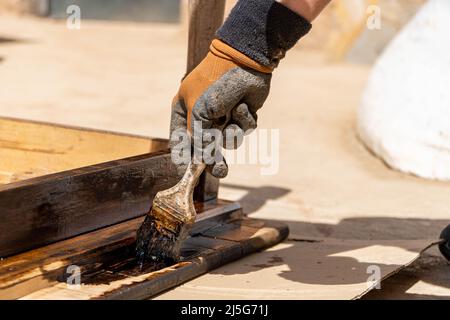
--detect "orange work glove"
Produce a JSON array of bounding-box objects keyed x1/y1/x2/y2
[
  {"x1": 169, "y1": 0, "x2": 312, "y2": 178},
  {"x1": 169, "y1": 39, "x2": 273, "y2": 178}
]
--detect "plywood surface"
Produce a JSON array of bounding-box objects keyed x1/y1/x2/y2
[{"x1": 156, "y1": 238, "x2": 436, "y2": 300}]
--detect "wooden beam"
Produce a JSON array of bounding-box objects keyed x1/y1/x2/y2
[
  {"x1": 73, "y1": 219, "x2": 288, "y2": 300},
  {"x1": 186, "y1": 0, "x2": 226, "y2": 74},
  {"x1": 187, "y1": 0, "x2": 226, "y2": 202},
  {"x1": 0, "y1": 117, "x2": 182, "y2": 258},
  {"x1": 0, "y1": 117, "x2": 166, "y2": 184},
  {"x1": 12, "y1": 215, "x2": 288, "y2": 300},
  {"x1": 0, "y1": 150, "x2": 182, "y2": 258},
  {"x1": 0, "y1": 200, "x2": 243, "y2": 299}
]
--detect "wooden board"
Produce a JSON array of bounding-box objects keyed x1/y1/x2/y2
[
  {"x1": 0, "y1": 117, "x2": 166, "y2": 184},
  {"x1": 17, "y1": 217, "x2": 288, "y2": 300},
  {"x1": 186, "y1": 0, "x2": 225, "y2": 75},
  {"x1": 0, "y1": 200, "x2": 289, "y2": 300},
  {"x1": 0, "y1": 200, "x2": 241, "y2": 299},
  {"x1": 0, "y1": 117, "x2": 183, "y2": 258},
  {"x1": 188, "y1": 0, "x2": 225, "y2": 203}
]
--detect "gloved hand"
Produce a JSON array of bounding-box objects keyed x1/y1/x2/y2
[
  {"x1": 169, "y1": 0, "x2": 312, "y2": 178},
  {"x1": 169, "y1": 40, "x2": 272, "y2": 178}
]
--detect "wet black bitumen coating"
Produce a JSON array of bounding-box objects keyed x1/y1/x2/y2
[{"x1": 135, "y1": 212, "x2": 179, "y2": 269}]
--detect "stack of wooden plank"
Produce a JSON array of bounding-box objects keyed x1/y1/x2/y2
[{"x1": 0, "y1": 118, "x2": 288, "y2": 299}]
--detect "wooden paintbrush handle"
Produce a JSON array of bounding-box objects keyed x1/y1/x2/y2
[
  {"x1": 179, "y1": 161, "x2": 207, "y2": 198},
  {"x1": 177, "y1": 116, "x2": 230, "y2": 200}
]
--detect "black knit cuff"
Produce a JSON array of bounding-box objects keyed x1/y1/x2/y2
[{"x1": 216, "y1": 0, "x2": 312, "y2": 68}]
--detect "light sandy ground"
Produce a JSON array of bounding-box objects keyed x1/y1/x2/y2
[{"x1": 0, "y1": 15, "x2": 449, "y2": 299}]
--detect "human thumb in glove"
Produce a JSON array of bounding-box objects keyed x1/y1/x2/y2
[{"x1": 169, "y1": 0, "x2": 312, "y2": 178}]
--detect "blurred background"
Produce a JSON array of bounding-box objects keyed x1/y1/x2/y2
[
  {"x1": 0, "y1": 0, "x2": 428, "y2": 135},
  {"x1": 0, "y1": 0, "x2": 426, "y2": 62}
]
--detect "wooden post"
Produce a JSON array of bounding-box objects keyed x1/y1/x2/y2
[
  {"x1": 187, "y1": 0, "x2": 226, "y2": 203},
  {"x1": 186, "y1": 0, "x2": 226, "y2": 74}
]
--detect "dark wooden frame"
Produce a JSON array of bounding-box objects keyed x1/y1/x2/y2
[
  {"x1": 0, "y1": 149, "x2": 182, "y2": 258},
  {"x1": 0, "y1": 200, "x2": 245, "y2": 299},
  {"x1": 0, "y1": 0, "x2": 228, "y2": 258}
]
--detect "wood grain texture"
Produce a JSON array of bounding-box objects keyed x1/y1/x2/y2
[
  {"x1": 0, "y1": 200, "x2": 242, "y2": 299},
  {"x1": 0, "y1": 117, "x2": 166, "y2": 184},
  {"x1": 186, "y1": 0, "x2": 226, "y2": 73},
  {"x1": 0, "y1": 149, "x2": 181, "y2": 258},
  {"x1": 17, "y1": 217, "x2": 288, "y2": 300}
]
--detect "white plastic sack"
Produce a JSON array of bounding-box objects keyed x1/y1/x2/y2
[{"x1": 357, "y1": 0, "x2": 450, "y2": 180}]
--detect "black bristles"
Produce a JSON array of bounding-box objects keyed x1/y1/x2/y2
[{"x1": 135, "y1": 212, "x2": 180, "y2": 270}]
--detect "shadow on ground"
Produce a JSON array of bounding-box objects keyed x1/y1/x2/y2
[
  {"x1": 222, "y1": 182, "x2": 450, "y2": 240},
  {"x1": 0, "y1": 36, "x2": 28, "y2": 45},
  {"x1": 0, "y1": 36, "x2": 29, "y2": 64},
  {"x1": 0, "y1": 36, "x2": 20, "y2": 44},
  {"x1": 362, "y1": 248, "x2": 450, "y2": 300},
  {"x1": 221, "y1": 183, "x2": 291, "y2": 214},
  {"x1": 217, "y1": 183, "x2": 450, "y2": 298}
]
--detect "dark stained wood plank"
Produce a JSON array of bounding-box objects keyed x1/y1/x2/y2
[
  {"x1": 92, "y1": 219, "x2": 288, "y2": 300},
  {"x1": 0, "y1": 200, "x2": 241, "y2": 299},
  {"x1": 0, "y1": 149, "x2": 182, "y2": 258},
  {"x1": 201, "y1": 218, "x2": 290, "y2": 255},
  {"x1": 21, "y1": 218, "x2": 286, "y2": 300},
  {"x1": 191, "y1": 200, "x2": 242, "y2": 234}
]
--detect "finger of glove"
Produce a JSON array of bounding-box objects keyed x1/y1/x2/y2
[
  {"x1": 169, "y1": 99, "x2": 188, "y2": 149},
  {"x1": 241, "y1": 71, "x2": 272, "y2": 115},
  {"x1": 223, "y1": 123, "x2": 245, "y2": 150},
  {"x1": 169, "y1": 99, "x2": 192, "y2": 175},
  {"x1": 191, "y1": 68, "x2": 251, "y2": 131},
  {"x1": 200, "y1": 140, "x2": 227, "y2": 178},
  {"x1": 222, "y1": 103, "x2": 257, "y2": 150},
  {"x1": 205, "y1": 152, "x2": 228, "y2": 179},
  {"x1": 231, "y1": 103, "x2": 258, "y2": 133}
]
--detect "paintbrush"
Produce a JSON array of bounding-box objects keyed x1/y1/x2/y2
[
  {"x1": 135, "y1": 160, "x2": 206, "y2": 267},
  {"x1": 136, "y1": 113, "x2": 230, "y2": 267}
]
